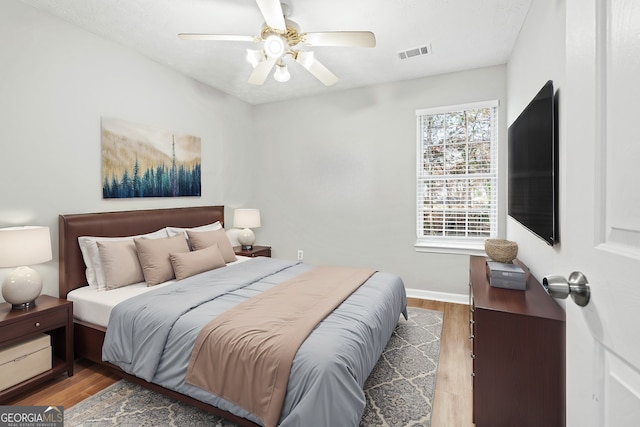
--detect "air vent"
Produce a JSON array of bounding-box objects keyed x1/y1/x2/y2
[{"x1": 398, "y1": 44, "x2": 432, "y2": 60}]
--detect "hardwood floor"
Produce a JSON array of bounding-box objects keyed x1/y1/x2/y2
[
  {"x1": 4, "y1": 358, "x2": 120, "y2": 409},
  {"x1": 4, "y1": 298, "x2": 474, "y2": 426},
  {"x1": 408, "y1": 298, "x2": 474, "y2": 427}
]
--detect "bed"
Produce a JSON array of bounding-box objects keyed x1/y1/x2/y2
[{"x1": 58, "y1": 205, "x2": 407, "y2": 427}]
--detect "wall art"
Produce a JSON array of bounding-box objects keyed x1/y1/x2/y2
[{"x1": 101, "y1": 117, "x2": 201, "y2": 198}]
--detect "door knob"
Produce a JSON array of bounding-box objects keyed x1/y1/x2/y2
[{"x1": 542, "y1": 271, "x2": 590, "y2": 307}]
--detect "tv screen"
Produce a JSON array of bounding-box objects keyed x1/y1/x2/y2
[{"x1": 508, "y1": 80, "x2": 558, "y2": 246}]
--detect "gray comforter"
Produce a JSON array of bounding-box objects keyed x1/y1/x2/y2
[{"x1": 103, "y1": 257, "x2": 407, "y2": 427}]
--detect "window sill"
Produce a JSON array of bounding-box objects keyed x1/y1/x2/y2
[{"x1": 414, "y1": 240, "x2": 487, "y2": 256}]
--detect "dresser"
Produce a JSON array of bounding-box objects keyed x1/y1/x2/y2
[{"x1": 469, "y1": 256, "x2": 565, "y2": 427}]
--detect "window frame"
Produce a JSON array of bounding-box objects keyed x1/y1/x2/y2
[{"x1": 415, "y1": 100, "x2": 499, "y2": 255}]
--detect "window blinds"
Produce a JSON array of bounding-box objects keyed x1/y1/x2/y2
[{"x1": 416, "y1": 101, "x2": 498, "y2": 245}]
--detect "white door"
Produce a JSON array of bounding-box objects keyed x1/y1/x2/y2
[{"x1": 563, "y1": 0, "x2": 640, "y2": 425}]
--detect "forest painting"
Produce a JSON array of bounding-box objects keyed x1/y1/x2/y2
[{"x1": 101, "y1": 118, "x2": 201, "y2": 198}]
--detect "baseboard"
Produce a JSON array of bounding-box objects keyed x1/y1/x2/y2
[{"x1": 405, "y1": 288, "x2": 469, "y2": 305}]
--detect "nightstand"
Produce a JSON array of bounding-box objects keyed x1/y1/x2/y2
[
  {"x1": 0, "y1": 295, "x2": 73, "y2": 402},
  {"x1": 233, "y1": 245, "x2": 272, "y2": 257}
]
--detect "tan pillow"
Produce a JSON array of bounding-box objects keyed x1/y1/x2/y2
[
  {"x1": 186, "y1": 229, "x2": 237, "y2": 263},
  {"x1": 134, "y1": 234, "x2": 190, "y2": 286},
  {"x1": 97, "y1": 240, "x2": 145, "y2": 290},
  {"x1": 79, "y1": 228, "x2": 168, "y2": 290},
  {"x1": 169, "y1": 244, "x2": 226, "y2": 280}
]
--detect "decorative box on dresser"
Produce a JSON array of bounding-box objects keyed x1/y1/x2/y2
[
  {"x1": 469, "y1": 256, "x2": 565, "y2": 427},
  {"x1": 0, "y1": 295, "x2": 73, "y2": 402}
]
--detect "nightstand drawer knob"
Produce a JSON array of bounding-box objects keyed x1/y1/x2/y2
[{"x1": 35, "y1": 322, "x2": 40, "y2": 327}]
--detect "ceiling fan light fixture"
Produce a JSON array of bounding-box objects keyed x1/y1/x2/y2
[
  {"x1": 264, "y1": 34, "x2": 286, "y2": 59},
  {"x1": 246, "y1": 49, "x2": 265, "y2": 68},
  {"x1": 179, "y1": 0, "x2": 375, "y2": 88},
  {"x1": 296, "y1": 50, "x2": 314, "y2": 69},
  {"x1": 273, "y1": 62, "x2": 290, "y2": 82}
]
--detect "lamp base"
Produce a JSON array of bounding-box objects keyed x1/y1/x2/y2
[
  {"x1": 11, "y1": 300, "x2": 37, "y2": 310},
  {"x1": 2, "y1": 266, "x2": 43, "y2": 311},
  {"x1": 238, "y1": 228, "x2": 256, "y2": 251}
]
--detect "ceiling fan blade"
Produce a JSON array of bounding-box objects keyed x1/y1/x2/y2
[
  {"x1": 178, "y1": 33, "x2": 256, "y2": 42},
  {"x1": 248, "y1": 58, "x2": 277, "y2": 85},
  {"x1": 296, "y1": 51, "x2": 338, "y2": 86},
  {"x1": 255, "y1": 0, "x2": 286, "y2": 31},
  {"x1": 304, "y1": 31, "x2": 376, "y2": 48}
]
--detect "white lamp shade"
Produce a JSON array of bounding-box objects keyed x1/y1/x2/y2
[
  {"x1": 0, "y1": 226, "x2": 52, "y2": 268},
  {"x1": 234, "y1": 209, "x2": 260, "y2": 250},
  {"x1": 233, "y1": 209, "x2": 261, "y2": 229},
  {"x1": 246, "y1": 49, "x2": 265, "y2": 68},
  {"x1": 274, "y1": 63, "x2": 291, "y2": 82}
]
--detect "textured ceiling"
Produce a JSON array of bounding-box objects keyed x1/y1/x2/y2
[{"x1": 19, "y1": 0, "x2": 532, "y2": 105}]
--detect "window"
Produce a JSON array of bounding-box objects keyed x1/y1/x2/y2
[{"x1": 416, "y1": 100, "x2": 498, "y2": 253}]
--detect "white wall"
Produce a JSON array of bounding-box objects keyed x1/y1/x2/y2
[
  {"x1": 0, "y1": 0, "x2": 254, "y2": 299},
  {"x1": 0, "y1": 0, "x2": 509, "y2": 302},
  {"x1": 251, "y1": 66, "x2": 508, "y2": 298},
  {"x1": 506, "y1": 0, "x2": 566, "y2": 280}
]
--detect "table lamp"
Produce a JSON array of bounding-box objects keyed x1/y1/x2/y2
[
  {"x1": 233, "y1": 209, "x2": 261, "y2": 250},
  {"x1": 0, "y1": 226, "x2": 52, "y2": 310}
]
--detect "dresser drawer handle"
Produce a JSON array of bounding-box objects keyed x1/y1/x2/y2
[
  {"x1": 35, "y1": 322, "x2": 41, "y2": 327},
  {"x1": 470, "y1": 351, "x2": 476, "y2": 359}
]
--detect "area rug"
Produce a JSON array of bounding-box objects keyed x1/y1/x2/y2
[{"x1": 65, "y1": 307, "x2": 442, "y2": 427}]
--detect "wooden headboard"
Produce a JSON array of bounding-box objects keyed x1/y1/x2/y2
[{"x1": 58, "y1": 205, "x2": 225, "y2": 298}]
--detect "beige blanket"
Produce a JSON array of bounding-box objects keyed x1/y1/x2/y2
[{"x1": 185, "y1": 265, "x2": 375, "y2": 427}]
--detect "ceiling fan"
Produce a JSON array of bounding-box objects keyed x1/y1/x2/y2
[{"x1": 178, "y1": 0, "x2": 376, "y2": 86}]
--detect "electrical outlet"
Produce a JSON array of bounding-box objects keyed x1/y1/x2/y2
[{"x1": 297, "y1": 250, "x2": 303, "y2": 261}]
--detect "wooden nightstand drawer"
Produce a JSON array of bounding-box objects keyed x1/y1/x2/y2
[
  {"x1": 0, "y1": 309, "x2": 67, "y2": 344},
  {"x1": 0, "y1": 295, "x2": 74, "y2": 403},
  {"x1": 0, "y1": 334, "x2": 52, "y2": 392}
]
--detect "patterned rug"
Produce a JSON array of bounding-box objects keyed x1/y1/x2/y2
[{"x1": 65, "y1": 307, "x2": 442, "y2": 427}]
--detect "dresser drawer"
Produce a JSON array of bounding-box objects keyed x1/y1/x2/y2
[{"x1": 0, "y1": 308, "x2": 68, "y2": 345}]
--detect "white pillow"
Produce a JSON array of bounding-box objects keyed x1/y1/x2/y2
[
  {"x1": 78, "y1": 228, "x2": 168, "y2": 290},
  {"x1": 78, "y1": 238, "x2": 99, "y2": 288},
  {"x1": 166, "y1": 221, "x2": 223, "y2": 239}
]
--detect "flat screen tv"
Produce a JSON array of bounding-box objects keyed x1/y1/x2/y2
[{"x1": 508, "y1": 80, "x2": 558, "y2": 246}]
